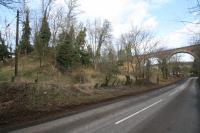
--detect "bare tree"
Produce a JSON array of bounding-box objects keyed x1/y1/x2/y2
[
  {"x1": 86, "y1": 19, "x2": 99, "y2": 61},
  {"x1": 96, "y1": 20, "x2": 112, "y2": 60},
  {"x1": 120, "y1": 27, "x2": 158, "y2": 84},
  {"x1": 87, "y1": 19, "x2": 112, "y2": 69},
  {"x1": 50, "y1": 8, "x2": 64, "y2": 47},
  {"x1": 0, "y1": 0, "x2": 19, "y2": 9},
  {"x1": 3, "y1": 18, "x2": 13, "y2": 52},
  {"x1": 41, "y1": 0, "x2": 54, "y2": 19},
  {"x1": 64, "y1": 0, "x2": 80, "y2": 30}
]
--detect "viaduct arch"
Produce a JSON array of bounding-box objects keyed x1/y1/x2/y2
[{"x1": 144, "y1": 45, "x2": 199, "y2": 61}]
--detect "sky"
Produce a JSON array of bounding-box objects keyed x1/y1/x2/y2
[{"x1": 0, "y1": 0, "x2": 198, "y2": 61}]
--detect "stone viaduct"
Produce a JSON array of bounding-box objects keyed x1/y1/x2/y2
[{"x1": 142, "y1": 44, "x2": 200, "y2": 60}]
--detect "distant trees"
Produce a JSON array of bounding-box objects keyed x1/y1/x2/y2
[{"x1": 169, "y1": 55, "x2": 182, "y2": 76}]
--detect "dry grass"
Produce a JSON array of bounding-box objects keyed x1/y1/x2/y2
[
  {"x1": 0, "y1": 53, "x2": 104, "y2": 86},
  {"x1": 0, "y1": 74, "x2": 182, "y2": 127}
]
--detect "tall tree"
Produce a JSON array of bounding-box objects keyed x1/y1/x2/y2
[
  {"x1": 95, "y1": 20, "x2": 112, "y2": 61},
  {"x1": 39, "y1": 11, "x2": 51, "y2": 56},
  {"x1": 75, "y1": 27, "x2": 90, "y2": 65},
  {"x1": 34, "y1": 10, "x2": 51, "y2": 68},
  {"x1": 56, "y1": 30, "x2": 74, "y2": 70},
  {"x1": 19, "y1": 10, "x2": 32, "y2": 55},
  {"x1": 86, "y1": 19, "x2": 112, "y2": 69}
]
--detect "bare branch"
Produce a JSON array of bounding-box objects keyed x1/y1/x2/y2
[{"x1": 0, "y1": 0, "x2": 19, "y2": 9}]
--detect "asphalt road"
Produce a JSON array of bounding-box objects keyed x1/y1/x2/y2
[{"x1": 9, "y1": 77, "x2": 200, "y2": 133}]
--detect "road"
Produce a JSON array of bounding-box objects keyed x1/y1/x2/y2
[{"x1": 8, "y1": 77, "x2": 200, "y2": 133}]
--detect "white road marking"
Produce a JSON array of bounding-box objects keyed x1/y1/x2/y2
[
  {"x1": 169, "y1": 90, "x2": 178, "y2": 96},
  {"x1": 115, "y1": 99, "x2": 163, "y2": 125}
]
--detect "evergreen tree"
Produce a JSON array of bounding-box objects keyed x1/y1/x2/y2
[
  {"x1": 76, "y1": 28, "x2": 86, "y2": 51},
  {"x1": 75, "y1": 28, "x2": 91, "y2": 65},
  {"x1": 34, "y1": 11, "x2": 51, "y2": 68},
  {"x1": 19, "y1": 11, "x2": 32, "y2": 54},
  {"x1": 68, "y1": 26, "x2": 78, "y2": 63},
  {"x1": 56, "y1": 31, "x2": 74, "y2": 70},
  {"x1": 39, "y1": 11, "x2": 51, "y2": 56},
  {"x1": 56, "y1": 26, "x2": 92, "y2": 70},
  {"x1": 0, "y1": 32, "x2": 10, "y2": 62},
  {"x1": 80, "y1": 50, "x2": 91, "y2": 65}
]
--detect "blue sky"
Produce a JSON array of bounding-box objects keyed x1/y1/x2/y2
[
  {"x1": 152, "y1": 0, "x2": 197, "y2": 45},
  {"x1": 0, "y1": 0, "x2": 198, "y2": 61}
]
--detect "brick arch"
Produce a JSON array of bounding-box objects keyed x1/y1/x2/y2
[
  {"x1": 166, "y1": 50, "x2": 197, "y2": 61},
  {"x1": 136, "y1": 44, "x2": 199, "y2": 63}
]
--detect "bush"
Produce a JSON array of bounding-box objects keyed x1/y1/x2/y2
[{"x1": 100, "y1": 63, "x2": 120, "y2": 87}]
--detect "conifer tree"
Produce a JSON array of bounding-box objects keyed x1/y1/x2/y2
[
  {"x1": 39, "y1": 11, "x2": 51, "y2": 56},
  {"x1": 56, "y1": 31, "x2": 74, "y2": 70},
  {"x1": 35, "y1": 11, "x2": 51, "y2": 68},
  {"x1": 19, "y1": 11, "x2": 32, "y2": 55},
  {"x1": 56, "y1": 26, "x2": 92, "y2": 70},
  {"x1": 75, "y1": 27, "x2": 88, "y2": 64},
  {"x1": 75, "y1": 27, "x2": 92, "y2": 66}
]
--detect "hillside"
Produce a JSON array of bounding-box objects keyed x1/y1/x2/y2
[
  {"x1": 0, "y1": 52, "x2": 104, "y2": 85},
  {"x1": 0, "y1": 54, "x2": 183, "y2": 128}
]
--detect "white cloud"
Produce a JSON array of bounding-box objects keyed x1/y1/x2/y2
[
  {"x1": 76, "y1": 0, "x2": 163, "y2": 38},
  {"x1": 163, "y1": 20, "x2": 200, "y2": 49}
]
